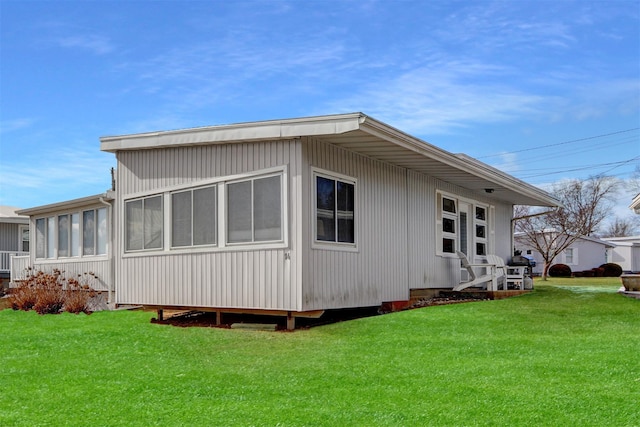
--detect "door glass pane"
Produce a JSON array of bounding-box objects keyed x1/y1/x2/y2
[
  {"x1": 443, "y1": 238, "x2": 455, "y2": 253},
  {"x1": 316, "y1": 176, "x2": 335, "y2": 241},
  {"x1": 97, "y1": 208, "x2": 107, "y2": 255},
  {"x1": 193, "y1": 186, "x2": 216, "y2": 245},
  {"x1": 443, "y1": 218, "x2": 455, "y2": 233},
  {"x1": 459, "y1": 212, "x2": 467, "y2": 255},
  {"x1": 476, "y1": 224, "x2": 486, "y2": 238},
  {"x1": 172, "y1": 191, "x2": 192, "y2": 247},
  {"x1": 83, "y1": 210, "x2": 95, "y2": 255},
  {"x1": 336, "y1": 181, "x2": 354, "y2": 243},
  {"x1": 227, "y1": 181, "x2": 252, "y2": 243},
  {"x1": 443, "y1": 198, "x2": 456, "y2": 213},
  {"x1": 254, "y1": 176, "x2": 282, "y2": 241},
  {"x1": 58, "y1": 215, "x2": 69, "y2": 257},
  {"x1": 144, "y1": 196, "x2": 163, "y2": 249},
  {"x1": 126, "y1": 200, "x2": 143, "y2": 251}
]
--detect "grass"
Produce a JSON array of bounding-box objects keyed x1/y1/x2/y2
[{"x1": 1, "y1": 277, "x2": 638, "y2": 426}]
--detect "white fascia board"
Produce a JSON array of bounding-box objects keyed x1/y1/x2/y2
[
  {"x1": 17, "y1": 192, "x2": 115, "y2": 217},
  {"x1": 630, "y1": 193, "x2": 640, "y2": 213},
  {"x1": 100, "y1": 113, "x2": 364, "y2": 153}
]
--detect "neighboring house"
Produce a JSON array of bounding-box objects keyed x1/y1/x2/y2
[
  {"x1": 0, "y1": 206, "x2": 29, "y2": 289},
  {"x1": 14, "y1": 113, "x2": 559, "y2": 327},
  {"x1": 602, "y1": 236, "x2": 640, "y2": 273},
  {"x1": 631, "y1": 193, "x2": 640, "y2": 214},
  {"x1": 13, "y1": 193, "x2": 116, "y2": 302},
  {"x1": 514, "y1": 232, "x2": 615, "y2": 275}
]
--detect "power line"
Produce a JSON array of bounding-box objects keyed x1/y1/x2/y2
[{"x1": 477, "y1": 128, "x2": 640, "y2": 160}]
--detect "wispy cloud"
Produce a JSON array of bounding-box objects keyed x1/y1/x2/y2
[
  {"x1": 0, "y1": 118, "x2": 35, "y2": 134},
  {"x1": 56, "y1": 34, "x2": 114, "y2": 55},
  {"x1": 324, "y1": 63, "x2": 547, "y2": 135},
  {"x1": 0, "y1": 145, "x2": 115, "y2": 207}
]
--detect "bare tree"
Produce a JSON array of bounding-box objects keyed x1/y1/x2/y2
[
  {"x1": 600, "y1": 217, "x2": 639, "y2": 237},
  {"x1": 514, "y1": 176, "x2": 619, "y2": 280}
]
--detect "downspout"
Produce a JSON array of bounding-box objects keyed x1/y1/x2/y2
[{"x1": 99, "y1": 195, "x2": 114, "y2": 306}]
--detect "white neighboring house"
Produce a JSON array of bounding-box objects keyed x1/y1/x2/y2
[
  {"x1": 601, "y1": 236, "x2": 640, "y2": 273},
  {"x1": 514, "y1": 232, "x2": 615, "y2": 275},
  {"x1": 630, "y1": 193, "x2": 640, "y2": 214},
  {"x1": 0, "y1": 206, "x2": 29, "y2": 289},
  {"x1": 601, "y1": 194, "x2": 640, "y2": 273},
  {"x1": 13, "y1": 113, "x2": 560, "y2": 327}
]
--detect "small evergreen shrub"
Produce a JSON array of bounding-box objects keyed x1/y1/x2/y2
[
  {"x1": 599, "y1": 263, "x2": 623, "y2": 277},
  {"x1": 549, "y1": 263, "x2": 572, "y2": 277}
]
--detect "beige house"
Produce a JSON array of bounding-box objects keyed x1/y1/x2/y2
[{"x1": 13, "y1": 113, "x2": 559, "y2": 327}]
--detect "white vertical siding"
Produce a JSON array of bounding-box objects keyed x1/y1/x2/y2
[
  {"x1": 300, "y1": 139, "x2": 409, "y2": 310},
  {"x1": 115, "y1": 140, "x2": 303, "y2": 311}
]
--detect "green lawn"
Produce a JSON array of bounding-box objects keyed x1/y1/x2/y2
[{"x1": 1, "y1": 278, "x2": 638, "y2": 426}]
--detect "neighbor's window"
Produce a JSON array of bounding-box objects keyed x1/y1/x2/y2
[
  {"x1": 227, "y1": 174, "x2": 282, "y2": 244},
  {"x1": 315, "y1": 173, "x2": 355, "y2": 244},
  {"x1": 565, "y1": 248, "x2": 574, "y2": 264},
  {"x1": 19, "y1": 225, "x2": 29, "y2": 252},
  {"x1": 172, "y1": 185, "x2": 217, "y2": 247},
  {"x1": 126, "y1": 195, "x2": 163, "y2": 251}
]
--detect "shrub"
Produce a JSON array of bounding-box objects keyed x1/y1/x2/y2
[
  {"x1": 9, "y1": 269, "x2": 96, "y2": 314},
  {"x1": 549, "y1": 263, "x2": 572, "y2": 277},
  {"x1": 599, "y1": 263, "x2": 623, "y2": 277}
]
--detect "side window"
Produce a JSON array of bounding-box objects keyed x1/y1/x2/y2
[
  {"x1": 475, "y1": 206, "x2": 487, "y2": 256},
  {"x1": 315, "y1": 173, "x2": 355, "y2": 244},
  {"x1": 441, "y1": 197, "x2": 457, "y2": 254},
  {"x1": 125, "y1": 195, "x2": 163, "y2": 251},
  {"x1": 227, "y1": 174, "x2": 282, "y2": 244}
]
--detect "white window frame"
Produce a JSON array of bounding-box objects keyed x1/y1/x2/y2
[
  {"x1": 226, "y1": 172, "x2": 285, "y2": 246},
  {"x1": 474, "y1": 205, "x2": 488, "y2": 256},
  {"x1": 122, "y1": 166, "x2": 288, "y2": 257},
  {"x1": 436, "y1": 191, "x2": 493, "y2": 258},
  {"x1": 124, "y1": 194, "x2": 164, "y2": 253},
  {"x1": 312, "y1": 168, "x2": 357, "y2": 252},
  {"x1": 565, "y1": 247, "x2": 578, "y2": 265},
  {"x1": 18, "y1": 224, "x2": 29, "y2": 253}
]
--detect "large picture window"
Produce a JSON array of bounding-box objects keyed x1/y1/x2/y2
[
  {"x1": 126, "y1": 195, "x2": 163, "y2": 251},
  {"x1": 315, "y1": 173, "x2": 355, "y2": 244},
  {"x1": 172, "y1": 185, "x2": 217, "y2": 248},
  {"x1": 227, "y1": 175, "x2": 282, "y2": 244}
]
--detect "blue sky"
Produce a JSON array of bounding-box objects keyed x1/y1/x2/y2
[{"x1": 1, "y1": 0, "x2": 638, "y2": 225}]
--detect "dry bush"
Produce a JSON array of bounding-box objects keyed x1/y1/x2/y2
[{"x1": 9, "y1": 268, "x2": 97, "y2": 315}]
